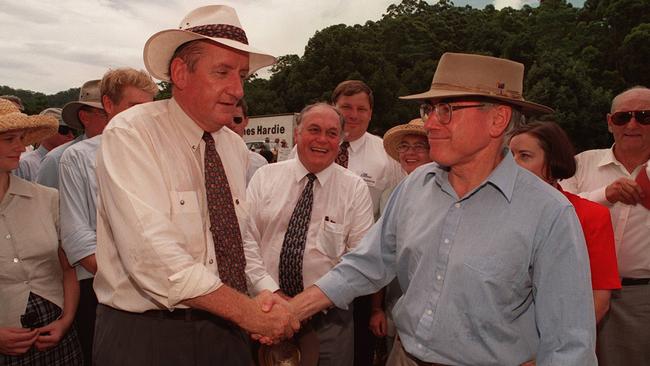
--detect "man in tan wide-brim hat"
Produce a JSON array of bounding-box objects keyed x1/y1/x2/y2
[
  {"x1": 92, "y1": 5, "x2": 299, "y2": 366},
  {"x1": 288, "y1": 52, "x2": 597, "y2": 366}
]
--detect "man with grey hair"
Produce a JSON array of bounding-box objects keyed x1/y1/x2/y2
[
  {"x1": 92, "y1": 6, "x2": 298, "y2": 365},
  {"x1": 13, "y1": 108, "x2": 75, "y2": 181},
  {"x1": 285, "y1": 53, "x2": 597, "y2": 365},
  {"x1": 247, "y1": 103, "x2": 374, "y2": 365},
  {"x1": 561, "y1": 86, "x2": 650, "y2": 366}
]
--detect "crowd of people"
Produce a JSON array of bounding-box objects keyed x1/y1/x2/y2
[{"x1": 1, "y1": 4, "x2": 648, "y2": 366}]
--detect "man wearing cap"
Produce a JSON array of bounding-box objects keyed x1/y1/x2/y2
[
  {"x1": 226, "y1": 98, "x2": 268, "y2": 185},
  {"x1": 247, "y1": 103, "x2": 374, "y2": 365},
  {"x1": 561, "y1": 86, "x2": 650, "y2": 366},
  {"x1": 35, "y1": 80, "x2": 107, "y2": 188},
  {"x1": 287, "y1": 53, "x2": 597, "y2": 365},
  {"x1": 13, "y1": 108, "x2": 75, "y2": 181},
  {"x1": 58, "y1": 67, "x2": 158, "y2": 366},
  {"x1": 92, "y1": 6, "x2": 298, "y2": 366}
]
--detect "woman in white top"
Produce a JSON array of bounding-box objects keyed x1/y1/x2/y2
[{"x1": 0, "y1": 99, "x2": 82, "y2": 365}]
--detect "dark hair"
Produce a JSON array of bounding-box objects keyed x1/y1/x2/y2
[
  {"x1": 167, "y1": 40, "x2": 210, "y2": 82},
  {"x1": 510, "y1": 121, "x2": 576, "y2": 180},
  {"x1": 236, "y1": 98, "x2": 248, "y2": 118},
  {"x1": 331, "y1": 80, "x2": 374, "y2": 109}
]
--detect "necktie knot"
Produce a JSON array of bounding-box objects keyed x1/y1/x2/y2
[
  {"x1": 202, "y1": 131, "x2": 214, "y2": 143},
  {"x1": 306, "y1": 173, "x2": 317, "y2": 183}
]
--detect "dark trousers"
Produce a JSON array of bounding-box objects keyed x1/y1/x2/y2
[
  {"x1": 353, "y1": 294, "x2": 376, "y2": 366},
  {"x1": 75, "y1": 278, "x2": 98, "y2": 366},
  {"x1": 93, "y1": 304, "x2": 253, "y2": 366}
]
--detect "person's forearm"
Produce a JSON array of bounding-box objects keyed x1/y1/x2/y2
[
  {"x1": 593, "y1": 290, "x2": 611, "y2": 324},
  {"x1": 58, "y1": 248, "x2": 79, "y2": 326},
  {"x1": 290, "y1": 285, "x2": 333, "y2": 321},
  {"x1": 79, "y1": 254, "x2": 97, "y2": 274}
]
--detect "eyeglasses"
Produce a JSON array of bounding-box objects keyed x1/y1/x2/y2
[
  {"x1": 233, "y1": 116, "x2": 243, "y2": 124},
  {"x1": 58, "y1": 126, "x2": 72, "y2": 135},
  {"x1": 419, "y1": 103, "x2": 486, "y2": 124},
  {"x1": 396, "y1": 142, "x2": 429, "y2": 153},
  {"x1": 610, "y1": 110, "x2": 650, "y2": 126}
]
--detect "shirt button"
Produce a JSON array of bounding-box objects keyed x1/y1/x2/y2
[
  {"x1": 426, "y1": 309, "x2": 432, "y2": 315},
  {"x1": 444, "y1": 238, "x2": 449, "y2": 244},
  {"x1": 192, "y1": 145, "x2": 197, "y2": 150},
  {"x1": 417, "y1": 343, "x2": 423, "y2": 348},
  {"x1": 209, "y1": 259, "x2": 214, "y2": 264},
  {"x1": 235, "y1": 199, "x2": 239, "y2": 205},
  {"x1": 436, "y1": 274, "x2": 443, "y2": 281},
  {"x1": 5, "y1": 234, "x2": 10, "y2": 239},
  {"x1": 455, "y1": 203, "x2": 461, "y2": 208},
  {"x1": 13, "y1": 258, "x2": 19, "y2": 263},
  {"x1": 180, "y1": 200, "x2": 185, "y2": 205}
]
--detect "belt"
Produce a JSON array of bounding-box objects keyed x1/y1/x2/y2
[
  {"x1": 621, "y1": 277, "x2": 650, "y2": 286},
  {"x1": 141, "y1": 308, "x2": 215, "y2": 321}
]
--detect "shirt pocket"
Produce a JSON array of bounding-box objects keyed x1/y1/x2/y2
[
  {"x1": 315, "y1": 218, "x2": 346, "y2": 260},
  {"x1": 169, "y1": 191, "x2": 204, "y2": 258}
]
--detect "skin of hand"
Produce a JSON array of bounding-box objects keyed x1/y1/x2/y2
[
  {"x1": 0, "y1": 327, "x2": 39, "y2": 356},
  {"x1": 605, "y1": 178, "x2": 644, "y2": 205},
  {"x1": 369, "y1": 308, "x2": 388, "y2": 337}
]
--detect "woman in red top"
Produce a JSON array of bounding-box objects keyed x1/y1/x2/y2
[{"x1": 509, "y1": 121, "x2": 621, "y2": 323}]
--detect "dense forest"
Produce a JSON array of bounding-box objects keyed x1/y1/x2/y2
[{"x1": 3, "y1": 0, "x2": 650, "y2": 151}]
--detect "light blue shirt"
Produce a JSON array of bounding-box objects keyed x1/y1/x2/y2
[
  {"x1": 59, "y1": 135, "x2": 100, "y2": 281},
  {"x1": 14, "y1": 145, "x2": 48, "y2": 181},
  {"x1": 316, "y1": 152, "x2": 597, "y2": 365},
  {"x1": 35, "y1": 134, "x2": 86, "y2": 188}
]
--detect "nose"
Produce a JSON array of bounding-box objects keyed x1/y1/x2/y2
[
  {"x1": 423, "y1": 112, "x2": 441, "y2": 131},
  {"x1": 228, "y1": 75, "x2": 245, "y2": 100}
]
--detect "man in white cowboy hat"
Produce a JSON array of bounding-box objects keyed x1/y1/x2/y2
[
  {"x1": 13, "y1": 108, "x2": 74, "y2": 181},
  {"x1": 58, "y1": 67, "x2": 158, "y2": 366},
  {"x1": 286, "y1": 53, "x2": 597, "y2": 366},
  {"x1": 246, "y1": 103, "x2": 374, "y2": 365},
  {"x1": 35, "y1": 79, "x2": 107, "y2": 188},
  {"x1": 92, "y1": 5, "x2": 298, "y2": 366},
  {"x1": 561, "y1": 86, "x2": 650, "y2": 366}
]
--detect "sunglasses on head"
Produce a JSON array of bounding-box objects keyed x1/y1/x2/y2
[
  {"x1": 58, "y1": 126, "x2": 72, "y2": 135},
  {"x1": 610, "y1": 110, "x2": 650, "y2": 126}
]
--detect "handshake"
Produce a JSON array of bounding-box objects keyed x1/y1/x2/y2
[{"x1": 245, "y1": 290, "x2": 301, "y2": 345}]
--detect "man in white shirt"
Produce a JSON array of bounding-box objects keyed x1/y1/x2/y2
[
  {"x1": 59, "y1": 67, "x2": 158, "y2": 366},
  {"x1": 561, "y1": 86, "x2": 650, "y2": 366},
  {"x1": 330, "y1": 80, "x2": 404, "y2": 365},
  {"x1": 92, "y1": 6, "x2": 298, "y2": 366},
  {"x1": 226, "y1": 98, "x2": 268, "y2": 185},
  {"x1": 13, "y1": 108, "x2": 74, "y2": 181},
  {"x1": 247, "y1": 103, "x2": 374, "y2": 365}
]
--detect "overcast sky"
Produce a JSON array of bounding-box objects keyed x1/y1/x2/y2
[{"x1": 0, "y1": 0, "x2": 582, "y2": 94}]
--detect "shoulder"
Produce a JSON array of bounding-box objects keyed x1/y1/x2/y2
[
  {"x1": 574, "y1": 148, "x2": 609, "y2": 164},
  {"x1": 562, "y1": 190, "x2": 611, "y2": 220},
  {"x1": 12, "y1": 175, "x2": 58, "y2": 200},
  {"x1": 106, "y1": 100, "x2": 170, "y2": 132},
  {"x1": 43, "y1": 139, "x2": 75, "y2": 162}
]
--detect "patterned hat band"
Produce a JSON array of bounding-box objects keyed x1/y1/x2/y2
[{"x1": 185, "y1": 24, "x2": 248, "y2": 45}]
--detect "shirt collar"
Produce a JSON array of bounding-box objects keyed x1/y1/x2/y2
[
  {"x1": 36, "y1": 145, "x2": 49, "y2": 157},
  {"x1": 7, "y1": 174, "x2": 34, "y2": 198},
  {"x1": 597, "y1": 145, "x2": 621, "y2": 167},
  {"x1": 347, "y1": 132, "x2": 368, "y2": 153},
  {"x1": 424, "y1": 149, "x2": 517, "y2": 202},
  {"x1": 291, "y1": 158, "x2": 335, "y2": 186},
  {"x1": 171, "y1": 98, "x2": 206, "y2": 150}
]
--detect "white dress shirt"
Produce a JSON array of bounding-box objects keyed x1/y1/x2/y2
[
  {"x1": 93, "y1": 98, "x2": 273, "y2": 312},
  {"x1": 59, "y1": 135, "x2": 101, "y2": 281},
  {"x1": 246, "y1": 150, "x2": 268, "y2": 185},
  {"x1": 245, "y1": 158, "x2": 374, "y2": 295},
  {"x1": 561, "y1": 147, "x2": 650, "y2": 277}
]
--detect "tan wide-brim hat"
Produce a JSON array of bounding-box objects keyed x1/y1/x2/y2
[
  {"x1": 383, "y1": 118, "x2": 427, "y2": 161},
  {"x1": 62, "y1": 79, "x2": 103, "y2": 131},
  {"x1": 144, "y1": 5, "x2": 277, "y2": 82},
  {"x1": 0, "y1": 99, "x2": 58, "y2": 146},
  {"x1": 400, "y1": 53, "x2": 553, "y2": 115}
]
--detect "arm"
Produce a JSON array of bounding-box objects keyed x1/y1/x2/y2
[
  {"x1": 369, "y1": 288, "x2": 388, "y2": 337},
  {"x1": 59, "y1": 152, "x2": 98, "y2": 274},
  {"x1": 34, "y1": 154, "x2": 59, "y2": 188},
  {"x1": 35, "y1": 248, "x2": 80, "y2": 350},
  {"x1": 593, "y1": 290, "x2": 611, "y2": 324},
  {"x1": 533, "y1": 206, "x2": 597, "y2": 365}
]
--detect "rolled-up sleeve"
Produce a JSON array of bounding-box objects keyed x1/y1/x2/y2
[{"x1": 97, "y1": 126, "x2": 221, "y2": 308}]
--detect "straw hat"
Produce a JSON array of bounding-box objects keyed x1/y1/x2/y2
[
  {"x1": 0, "y1": 99, "x2": 58, "y2": 146},
  {"x1": 383, "y1": 118, "x2": 427, "y2": 161},
  {"x1": 61, "y1": 80, "x2": 103, "y2": 131},
  {"x1": 144, "y1": 5, "x2": 276, "y2": 82},
  {"x1": 400, "y1": 53, "x2": 553, "y2": 115}
]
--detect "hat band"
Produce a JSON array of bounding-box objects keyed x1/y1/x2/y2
[
  {"x1": 431, "y1": 82, "x2": 522, "y2": 100},
  {"x1": 186, "y1": 24, "x2": 248, "y2": 45}
]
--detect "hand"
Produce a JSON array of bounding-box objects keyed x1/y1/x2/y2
[
  {"x1": 248, "y1": 291, "x2": 300, "y2": 344},
  {"x1": 605, "y1": 178, "x2": 644, "y2": 205},
  {"x1": 34, "y1": 319, "x2": 70, "y2": 351},
  {"x1": 0, "y1": 327, "x2": 39, "y2": 356},
  {"x1": 369, "y1": 308, "x2": 388, "y2": 337}
]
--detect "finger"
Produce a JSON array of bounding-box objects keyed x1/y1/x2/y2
[{"x1": 619, "y1": 184, "x2": 640, "y2": 204}]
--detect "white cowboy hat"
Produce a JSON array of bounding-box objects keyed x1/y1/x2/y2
[
  {"x1": 0, "y1": 99, "x2": 57, "y2": 146},
  {"x1": 143, "y1": 5, "x2": 276, "y2": 82},
  {"x1": 61, "y1": 79, "x2": 104, "y2": 131},
  {"x1": 400, "y1": 53, "x2": 553, "y2": 115}
]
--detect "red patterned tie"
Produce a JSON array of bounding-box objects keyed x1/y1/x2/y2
[
  {"x1": 202, "y1": 132, "x2": 248, "y2": 293},
  {"x1": 335, "y1": 141, "x2": 350, "y2": 168}
]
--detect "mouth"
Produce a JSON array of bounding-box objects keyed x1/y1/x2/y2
[
  {"x1": 311, "y1": 147, "x2": 329, "y2": 154},
  {"x1": 404, "y1": 159, "x2": 420, "y2": 164}
]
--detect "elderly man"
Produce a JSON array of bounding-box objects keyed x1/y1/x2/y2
[
  {"x1": 226, "y1": 98, "x2": 268, "y2": 184},
  {"x1": 287, "y1": 53, "x2": 597, "y2": 366},
  {"x1": 13, "y1": 108, "x2": 75, "y2": 181},
  {"x1": 58, "y1": 67, "x2": 158, "y2": 366},
  {"x1": 247, "y1": 103, "x2": 374, "y2": 365},
  {"x1": 561, "y1": 86, "x2": 650, "y2": 366},
  {"x1": 35, "y1": 80, "x2": 107, "y2": 188},
  {"x1": 92, "y1": 6, "x2": 298, "y2": 366}
]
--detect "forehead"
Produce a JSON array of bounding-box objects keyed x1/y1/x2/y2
[
  {"x1": 0, "y1": 129, "x2": 25, "y2": 138},
  {"x1": 335, "y1": 92, "x2": 371, "y2": 107},
  {"x1": 302, "y1": 107, "x2": 341, "y2": 129},
  {"x1": 614, "y1": 90, "x2": 650, "y2": 112}
]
